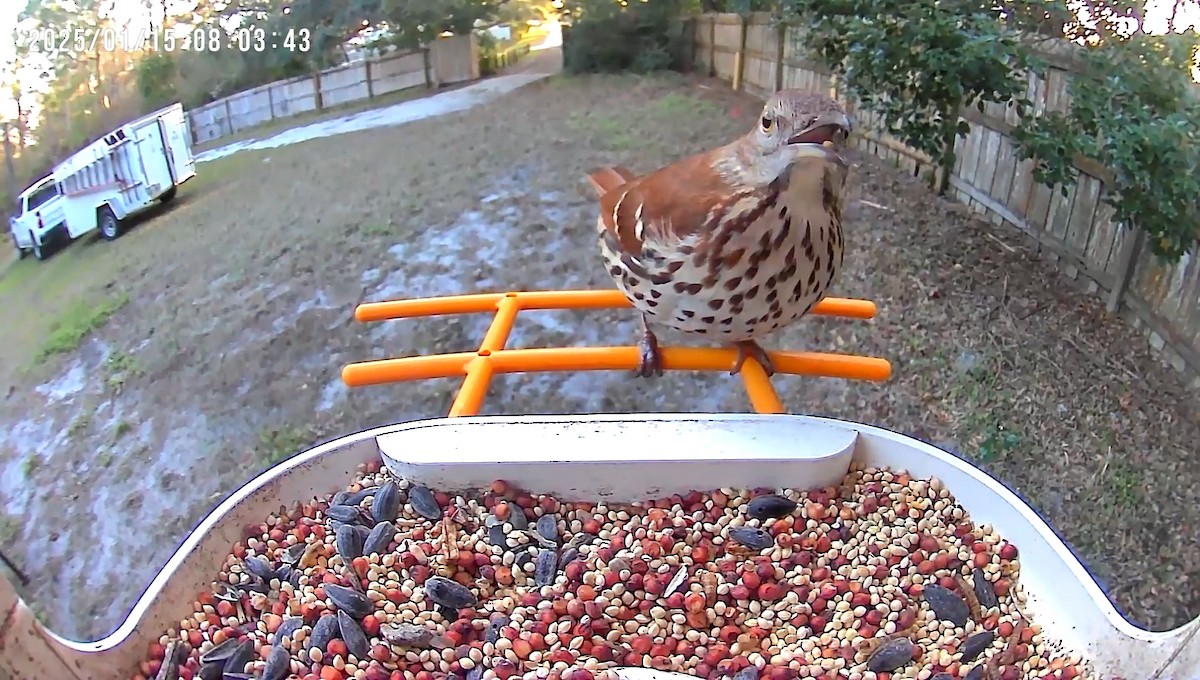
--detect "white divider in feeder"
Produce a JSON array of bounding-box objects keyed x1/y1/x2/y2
[{"x1": 375, "y1": 413, "x2": 859, "y2": 502}]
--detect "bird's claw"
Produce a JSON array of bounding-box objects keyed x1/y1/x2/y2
[
  {"x1": 635, "y1": 330, "x2": 665, "y2": 379},
  {"x1": 731, "y1": 341, "x2": 775, "y2": 377}
]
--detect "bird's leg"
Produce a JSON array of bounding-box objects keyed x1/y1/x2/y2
[
  {"x1": 731, "y1": 340, "x2": 776, "y2": 377},
  {"x1": 635, "y1": 314, "x2": 665, "y2": 379}
]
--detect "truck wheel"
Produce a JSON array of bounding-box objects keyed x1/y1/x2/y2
[
  {"x1": 98, "y1": 206, "x2": 121, "y2": 241},
  {"x1": 160, "y1": 187, "x2": 177, "y2": 203},
  {"x1": 29, "y1": 232, "x2": 46, "y2": 261}
]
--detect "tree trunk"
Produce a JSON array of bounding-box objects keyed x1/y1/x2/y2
[
  {"x1": 1169, "y1": 0, "x2": 1185, "y2": 31},
  {"x1": 935, "y1": 104, "x2": 961, "y2": 195},
  {"x1": 3, "y1": 122, "x2": 18, "y2": 206},
  {"x1": 94, "y1": 52, "x2": 104, "y2": 98},
  {"x1": 16, "y1": 102, "x2": 27, "y2": 151}
]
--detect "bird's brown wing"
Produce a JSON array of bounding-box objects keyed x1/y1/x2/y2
[
  {"x1": 595, "y1": 150, "x2": 753, "y2": 257},
  {"x1": 585, "y1": 166, "x2": 638, "y2": 197}
]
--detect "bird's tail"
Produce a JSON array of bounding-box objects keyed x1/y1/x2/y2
[{"x1": 585, "y1": 166, "x2": 637, "y2": 197}]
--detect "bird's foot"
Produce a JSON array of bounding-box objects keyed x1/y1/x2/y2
[
  {"x1": 635, "y1": 326, "x2": 665, "y2": 379},
  {"x1": 731, "y1": 340, "x2": 776, "y2": 377}
]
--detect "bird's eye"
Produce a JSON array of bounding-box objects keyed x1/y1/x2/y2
[{"x1": 761, "y1": 116, "x2": 773, "y2": 131}]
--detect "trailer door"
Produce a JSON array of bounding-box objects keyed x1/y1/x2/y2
[
  {"x1": 159, "y1": 108, "x2": 196, "y2": 185},
  {"x1": 132, "y1": 121, "x2": 173, "y2": 200}
]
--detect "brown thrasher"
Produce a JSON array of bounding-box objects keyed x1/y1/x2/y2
[{"x1": 585, "y1": 89, "x2": 853, "y2": 379}]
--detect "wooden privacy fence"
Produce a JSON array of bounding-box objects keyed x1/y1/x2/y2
[
  {"x1": 480, "y1": 40, "x2": 533, "y2": 76},
  {"x1": 692, "y1": 12, "x2": 1200, "y2": 388},
  {"x1": 186, "y1": 35, "x2": 482, "y2": 145}
]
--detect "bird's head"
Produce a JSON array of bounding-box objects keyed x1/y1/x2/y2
[{"x1": 743, "y1": 90, "x2": 852, "y2": 183}]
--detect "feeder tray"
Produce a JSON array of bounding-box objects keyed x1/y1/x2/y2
[{"x1": 2, "y1": 291, "x2": 1196, "y2": 680}]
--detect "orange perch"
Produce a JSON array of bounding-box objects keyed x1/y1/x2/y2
[
  {"x1": 342, "y1": 346, "x2": 892, "y2": 417},
  {"x1": 354, "y1": 290, "x2": 877, "y2": 323},
  {"x1": 342, "y1": 289, "x2": 892, "y2": 417}
]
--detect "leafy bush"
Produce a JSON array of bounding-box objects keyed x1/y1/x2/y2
[
  {"x1": 478, "y1": 31, "x2": 502, "y2": 76},
  {"x1": 779, "y1": 0, "x2": 1200, "y2": 263},
  {"x1": 782, "y1": 0, "x2": 1036, "y2": 193},
  {"x1": 1011, "y1": 35, "x2": 1200, "y2": 261},
  {"x1": 561, "y1": 0, "x2": 700, "y2": 74},
  {"x1": 136, "y1": 52, "x2": 178, "y2": 108}
]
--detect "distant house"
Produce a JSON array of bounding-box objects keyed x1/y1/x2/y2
[
  {"x1": 485, "y1": 24, "x2": 512, "y2": 42},
  {"x1": 344, "y1": 25, "x2": 398, "y2": 62}
]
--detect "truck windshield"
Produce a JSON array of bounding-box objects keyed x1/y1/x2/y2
[{"x1": 26, "y1": 183, "x2": 60, "y2": 212}]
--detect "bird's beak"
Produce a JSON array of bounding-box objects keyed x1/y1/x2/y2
[{"x1": 786, "y1": 111, "x2": 852, "y2": 164}]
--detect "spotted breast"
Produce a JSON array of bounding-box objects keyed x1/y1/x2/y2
[
  {"x1": 602, "y1": 162, "x2": 845, "y2": 341},
  {"x1": 586, "y1": 89, "x2": 852, "y2": 378}
]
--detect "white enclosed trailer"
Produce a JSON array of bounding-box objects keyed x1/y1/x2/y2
[{"x1": 53, "y1": 102, "x2": 196, "y2": 243}]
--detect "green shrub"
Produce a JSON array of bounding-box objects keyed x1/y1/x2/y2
[
  {"x1": 781, "y1": 0, "x2": 1200, "y2": 263},
  {"x1": 1011, "y1": 34, "x2": 1200, "y2": 261},
  {"x1": 478, "y1": 31, "x2": 502, "y2": 76},
  {"x1": 782, "y1": 0, "x2": 1036, "y2": 194},
  {"x1": 561, "y1": 0, "x2": 699, "y2": 74}
]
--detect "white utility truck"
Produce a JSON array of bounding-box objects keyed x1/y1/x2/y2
[
  {"x1": 9, "y1": 175, "x2": 69, "y2": 260},
  {"x1": 8, "y1": 102, "x2": 196, "y2": 261}
]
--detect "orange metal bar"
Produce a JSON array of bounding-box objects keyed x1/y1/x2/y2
[
  {"x1": 448, "y1": 294, "x2": 522, "y2": 416},
  {"x1": 355, "y1": 290, "x2": 877, "y2": 323},
  {"x1": 342, "y1": 289, "x2": 892, "y2": 417},
  {"x1": 479, "y1": 295, "x2": 521, "y2": 353},
  {"x1": 342, "y1": 346, "x2": 892, "y2": 387},
  {"x1": 738, "y1": 361, "x2": 786, "y2": 414},
  {"x1": 450, "y1": 356, "x2": 494, "y2": 417}
]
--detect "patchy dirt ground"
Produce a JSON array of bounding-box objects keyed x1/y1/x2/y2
[{"x1": 0, "y1": 51, "x2": 1197, "y2": 641}]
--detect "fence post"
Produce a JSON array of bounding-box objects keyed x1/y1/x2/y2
[
  {"x1": 732, "y1": 15, "x2": 748, "y2": 91},
  {"x1": 186, "y1": 112, "x2": 198, "y2": 148},
  {"x1": 774, "y1": 21, "x2": 786, "y2": 91},
  {"x1": 223, "y1": 98, "x2": 235, "y2": 136},
  {"x1": 680, "y1": 17, "x2": 694, "y2": 72},
  {"x1": 422, "y1": 47, "x2": 433, "y2": 88},
  {"x1": 1107, "y1": 225, "x2": 1145, "y2": 313},
  {"x1": 266, "y1": 85, "x2": 275, "y2": 122},
  {"x1": 708, "y1": 16, "x2": 716, "y2": 78},
  {"x1": 366, "y1": 58, "x2": 375, "y2": 99},
  {"x1": 313, "y1": 69, "x2": 325, "y2": 111}
]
